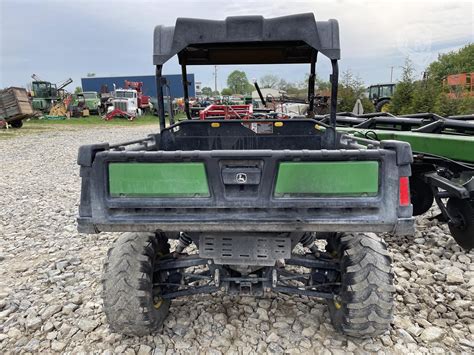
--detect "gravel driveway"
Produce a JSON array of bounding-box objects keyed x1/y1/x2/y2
[{"x1": 0, "y1": 125, "x2": 473, "y2": 354}]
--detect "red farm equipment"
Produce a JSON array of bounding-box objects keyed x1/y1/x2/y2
[
  {"x1": 104, "y1": 108, "x2": 135, "y2": 121},
  {"x1": 124, "y1": 80, "x2": 151, "y2": 113},
  {"x1": 199, "y1": 104, "x2": 253, "y2": 120},
  {"x1": 444, "y1": 72, "x2": 474, "y2": 99}
]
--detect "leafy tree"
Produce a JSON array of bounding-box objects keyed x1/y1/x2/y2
[
  {"x1": 300, "y1": 74, "x2": 336, "y2": 102},
  {"x1": 426, "y1": 44, "x2": 474, "y2": 115},
  {"x1": 278, "y1": 76, "x2": 307, "y2": 98},
  {"x1": 384, "y1": 46, "x2": 474, "y2": 115},
  {"x1": 74, "y1": 86, "x2": 82, "y2": 94},
  {"x1": 459, "y1": 96, "x2": 474, "y2": 115},
  {"x1": 316, "y1": 78, "x2": 331, "y2": 93},
  {"x1": 388, "y1": 58, "x2": 416, "y2": 114},
  {"x1": 302, "y1": 74, "x2": 331, "y2": 92},
  {"x1": 427, "y1": 44, "x2": 474, "y2": 82},
  {"x1": 276, "y1": 79, "x2": 289, "y2": 90},
  {"x1": 433, "y1": 92, "x2": 461, "y2": 116},
  {"x1": 337, "y1": 70, "x2": 373, "y2": 113},
  {"x1": 410, "y1": 78, "x2": 440, "y2": 113},
  {"x1": 211, "y1": 90, "x2": 220, "y2": 96},
  {"x1": 227, "y1": 70, "x2": 253, "y2": 94},
  {"x1": 259, "y1": 74, "x2": 280, "y2": 88},
  {"x1": 388, "y1": 47, "x2": 474, "y2": 115},
  {"x1": 285, "y1": 85, "x2": 306, "y2": 98},
  {"x1": 221, "y1": 87, "x2": 233, "y2": 96},
  {"x1": 275, "y1": 79, "x2": 301, "y2": 97},
  {"x1": 201, "y1": 86, "x2": 213, "y2": 96},
  {"x1": 86, "y1": 73, "x2": 96, "y2": 77}
]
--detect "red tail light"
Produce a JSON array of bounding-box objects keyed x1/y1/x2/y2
[{"x1": 399, "y1": 177, "x2": 410, "y2": 206}]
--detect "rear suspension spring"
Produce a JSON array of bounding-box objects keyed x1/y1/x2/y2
[{"x1": 175, "y1": 232, "x2": 193, "y2": 254}]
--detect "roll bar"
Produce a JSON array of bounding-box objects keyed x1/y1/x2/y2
[{"x1": 154, "y1": 13, "x2": 341, "y2": 144}]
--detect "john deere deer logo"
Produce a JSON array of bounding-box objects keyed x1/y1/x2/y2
[{"x1": 236, "y1": 173, "x2": 247, "y2": 184}]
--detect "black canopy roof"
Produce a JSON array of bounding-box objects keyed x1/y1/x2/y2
[{"x1": 153, "y1": 13, "x2": 340, "y2": 65}]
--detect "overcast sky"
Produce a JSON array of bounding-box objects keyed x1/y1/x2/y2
[{"x1": 1, "y1": 0, "x2": 472, "y2": 91}]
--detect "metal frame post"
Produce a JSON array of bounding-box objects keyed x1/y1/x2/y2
[
  {"x1": 254, "y1": 81, "x2": 266, "y2": 106},
  {"x1": 330, "y1": 59, "x2": 339, "y2": 146},
  {"x1": 181, "y1": 63, "x2": 192, "y2": 120},
  {"x1": 164, "y1": 81, "x2": 175, "y2": 126},
  {"x1": 155, "y1": 65, "x2": 166, "y2": 131},
  {"x1": 307, "y1": 50, "x2": 318, "y2": 117}
]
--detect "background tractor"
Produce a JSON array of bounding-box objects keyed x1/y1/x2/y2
[
  {"x1": 367, "y1": 83, "x2": 395, "y2": 112},
  {"x1": 30, "y1": 74, "x2": 73, "y2": 113}
]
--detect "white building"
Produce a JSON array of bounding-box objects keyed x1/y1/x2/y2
[{"x1": 251, "y1": 88, "x2": 285, "y2": 100}]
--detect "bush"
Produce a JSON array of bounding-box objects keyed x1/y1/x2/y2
[
  {"x1": 459, "y1": 96, "x2": 474, "y2": 115},
  {"x1": 337, "y1": 70, "x2": 372, "y2": 113},
  {"x1": 221, "y1": 88, "x2": 233, "y2": 96},
  {"x1": 426, "y1": 44, "x2": 474, "y2": 116},
  {"x1": 388, "y1": 58, "x2": 415, "y2": 114},
  {"x1": 433, "y1": 93, "x2": 461, "y2": 116},
  {"x1": 410, "y1": 79, "x2": 441, "y2": 113},
  {"x1": 361, "y1": 97, "x2": 375, "y2": 113}
]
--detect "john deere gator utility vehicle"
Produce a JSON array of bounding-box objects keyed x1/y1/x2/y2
[{"x1": 77, "y1": 14, "x2": 415, "y2": 337}]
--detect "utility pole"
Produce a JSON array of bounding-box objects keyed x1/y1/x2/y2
[
  {"x1": 390, "y1": 66, "x2": 394, "y2": 83},
  {"x1": 213, "y1": 65, "x2": 218, "y2": 93}
]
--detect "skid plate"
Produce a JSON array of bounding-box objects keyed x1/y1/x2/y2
[{"x1": 199, "y1": 234, "x2": 291, "y2": 266}]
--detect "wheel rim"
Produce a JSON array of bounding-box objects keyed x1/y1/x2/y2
[
  {"x1": 153, "y1": 298, "x2": 163, "y2": 309},
  {"x1": 381, "y1": 103, "x2": 390, "y2": 112}
]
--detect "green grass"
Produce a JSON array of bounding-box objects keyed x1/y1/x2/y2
[
  {"x1": 29, "y1": 113, "x2": 187, "y2": 126},
  {"x1": 30, "y1": 114, "x2": 161, "y2": 126},
  {"x1": 0, "y1": 113, "x2": 187, "y2": 140},
  {"x1": 0, "y1": 124, "x2": 53, "y2": 140}
]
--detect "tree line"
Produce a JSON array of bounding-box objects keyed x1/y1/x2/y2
[
  {"x1": 201, "y1": 69, "x2": 374, "y2": 112},
  {"x1": 200, "y1": 43, "x2": 474, "y2": 115},
  {"x1": 390, "y1": 44, "x2": 474, "y2": 116}
]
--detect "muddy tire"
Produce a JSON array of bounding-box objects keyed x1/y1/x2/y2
[
  {"x1": 375, "y1": 99, "x2": 390, "y2": 112},
  {"x1": 327, "y1": 233, "x2": 395, "y2": 338},
  {"x1": 102, "y1": 232, "x2": 171, "y2": 336},
  {"x1": 10, "y1": 120, "x2": 23, "y2": 128}
]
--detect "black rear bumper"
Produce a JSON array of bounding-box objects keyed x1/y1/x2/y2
[
  {"x1": 77, "y1": 140, "x2": 414, "y2": 236},
  {"x1": 78, "y1": 217, "x2": 414, "y2": 235}
]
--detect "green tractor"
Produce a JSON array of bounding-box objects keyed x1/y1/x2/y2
[
  {"x1": 30, "y1": 74, "x2": 72, "y2": 113},
  {"x1": 367, "y1": 83, "x2": 395, "y2": 112},
  {"x1": 31, "y1": 80, "x2": 57, "y2": 112}
]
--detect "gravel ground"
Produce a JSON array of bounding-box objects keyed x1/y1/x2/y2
[{"x1": 0, "y1": 125, "x2": 473, "y2": 354}]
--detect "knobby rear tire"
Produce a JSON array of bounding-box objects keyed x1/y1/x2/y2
[
  {"x1": 102, "y1": 232, "x2": 171, "y2": 336},
  {"x1": 375, "y1": 99, "x2": 390, "y2": 112},
  {"x1": 327, "y1": 232, "x2": 395, "y2": 338}
]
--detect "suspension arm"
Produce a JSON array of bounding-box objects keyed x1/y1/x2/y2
[{"x1": 155, "y1": 255, "x2": 210, "y2": 271}]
